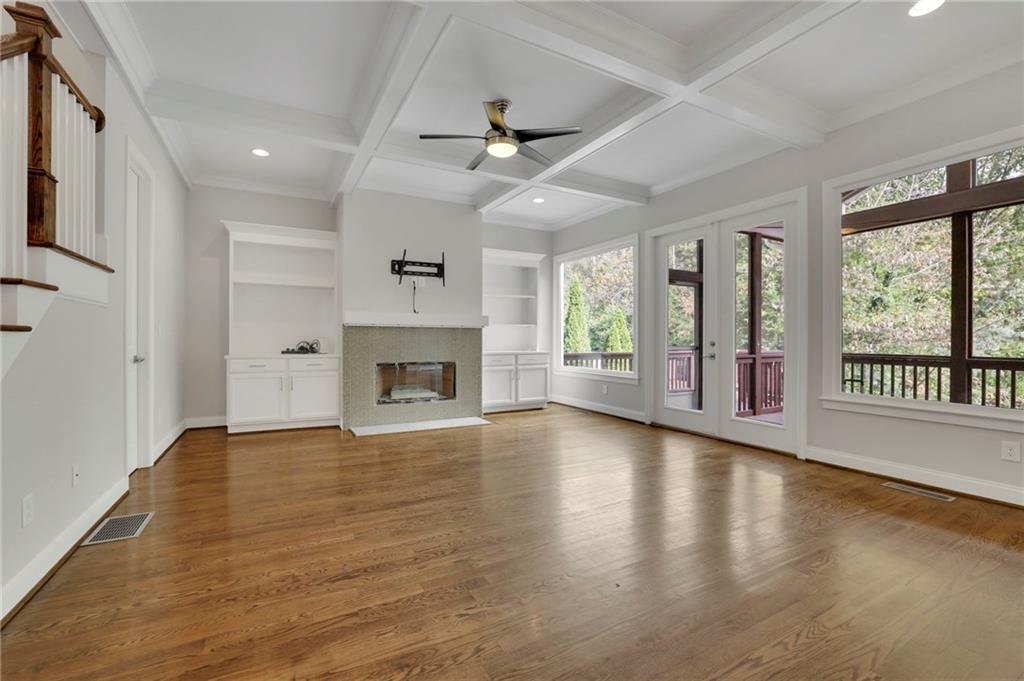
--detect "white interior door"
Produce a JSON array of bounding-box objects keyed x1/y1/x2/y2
[
  {"x1": 653, "y1": 224, "x2": 719, "y2": 435},
  {"x1": 125, "y1": 167, "x2": 141, "y2": 475}
]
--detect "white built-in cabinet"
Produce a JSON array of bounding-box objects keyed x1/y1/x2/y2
[
  {"x1": 482, "y1": 352, "x2": 549, "y2": 411},
  {"x1": 482, "y1": 247, "x2": 549, "y2": 413},
  {"x1": 224, "y1": 222, "x2": 340, "y2": 433}
]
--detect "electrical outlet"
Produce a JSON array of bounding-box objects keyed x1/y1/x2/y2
[
  {"x1": 602, "y1": 384, "x2": 608, "y2": 395},
  {"x1": 1001, "y1": 441, "x2": 1022, "y2": 463},
  {"x1": 72, "y1": 464, "x2": 81, "y2": 487},
  {"x1": 22, "y1": 493, "x2": 34, "y2": 528}
]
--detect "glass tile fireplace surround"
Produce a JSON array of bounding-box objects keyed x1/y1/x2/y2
[{"x1": 376, "y1": 362, "x2": 456, "y2": 404}]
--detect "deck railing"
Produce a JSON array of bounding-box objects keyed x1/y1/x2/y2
[
  {"x1": 736, "y1": 351, "x2": 784, "y2": 416},
  {"x1": 842, "y1": 353, "x2": 1023, "y2": 410},
  {"x1": 667, "y1": 347, "x2": 695, "y2": 393},
  {"x1": 563, "y1": 351, "x2": 634, "y2": 372}
]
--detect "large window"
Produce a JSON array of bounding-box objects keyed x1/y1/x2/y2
[
  {"x1": 840, "y1": 145, "x2": 1024, "y2": 410},
  {"x1": 558, "y1": 238, "x2": 637, "y2": 377}
]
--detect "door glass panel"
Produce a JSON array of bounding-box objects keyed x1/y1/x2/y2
[
  {"x1": 735, "y1": 230, "x2": 785, "y2": 425},
  {"x1": 666, "y1": 237, "x2": 702, "y2": 411}
]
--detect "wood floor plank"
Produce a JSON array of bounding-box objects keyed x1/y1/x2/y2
[{"x1": 2, "y1": 405, "x2": 1021, "y2": 680}]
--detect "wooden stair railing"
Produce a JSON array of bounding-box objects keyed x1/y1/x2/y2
[{"x1": 2, "y1": 1, "x2": 111, "y2": 277}]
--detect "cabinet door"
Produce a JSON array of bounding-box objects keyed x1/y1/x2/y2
[
  {"x1": 483, "y1": 366, "x2": 516, "y2": 408},
  {"x1": 290, "y1": 371, "x2": 340, "y2": 420},
  {"x1": 229, "y1": 373, "x2": 286, "y2": 424},
  {"x1": 516, "y1": 365, "x2": 549, "y2": 403}
]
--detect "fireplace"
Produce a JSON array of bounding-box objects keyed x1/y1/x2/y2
[
  {"x1": 376, "y1": 361, "x2": 455, "y2": 404},
  {"x1": 343, "y1": 325, "x2": 481, "y2": 428}
]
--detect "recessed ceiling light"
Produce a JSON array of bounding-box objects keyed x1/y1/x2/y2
[
  {"x1": 908, "y1": 0, "x2": 944, "y2": 17},
  {"x1": 533, "y1": 197, "x2": 545, "y2": 204},
  {"x1": 251, "y1": 148, "x2": 270, "y2": 157}
]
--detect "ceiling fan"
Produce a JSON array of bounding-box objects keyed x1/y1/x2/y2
[{"x1": 419, "y1": 99, "x2": 582, "y2": 170}]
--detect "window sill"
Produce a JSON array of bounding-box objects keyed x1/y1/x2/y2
[
  {"x1": 553, "y1": 368, "x2": 640, "y2": 385},
  {"x1": 820, "y1": 393, "x2": 1023, "y2": 434}
]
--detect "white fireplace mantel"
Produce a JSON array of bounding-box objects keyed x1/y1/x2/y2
[{"x1": 342, "y1": 312, "x2": 489, "y2": 329}]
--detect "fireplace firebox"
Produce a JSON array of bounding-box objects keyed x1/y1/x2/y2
[{"x1": 375, "y1": 362, "x2": 456, "y2": 404}]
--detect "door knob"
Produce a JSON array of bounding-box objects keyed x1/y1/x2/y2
[
  {"x1": 133, "y1": 355, "x2": 146, "y2": 363},
  {"x1": 707, "y1": 353, "x2": 717, "y2": 360}
]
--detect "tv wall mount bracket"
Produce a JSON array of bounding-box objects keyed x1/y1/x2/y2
[{"x1": 391, "y1": 249, "x2": 445, "y2": 286}]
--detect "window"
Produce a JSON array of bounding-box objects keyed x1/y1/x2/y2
[
  {"x1": 558, "y1": 238, "x2": 637, "y2": 377},
  {"x1": 840, "y1": 145, "x2": 1024, "y2": 410}
]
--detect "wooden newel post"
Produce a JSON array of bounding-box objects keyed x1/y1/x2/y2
[{"x1": 5, "y1": 1, "x2": 60, "y2": 244}]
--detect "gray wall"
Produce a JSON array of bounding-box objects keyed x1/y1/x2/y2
[
  {"x1": 548, "y1": 63, "x2": 1024, "y2": 491},
  {"x1": 183, "y1": 185, "x2": 335, "y2": 421}
]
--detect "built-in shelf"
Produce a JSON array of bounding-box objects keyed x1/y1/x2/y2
[
  {"x1": 482, "y1": 248, "x2": 544, "y2": 353},
  {"x1": 233, "y1": 272, "x2": 335, "y2": 289}
]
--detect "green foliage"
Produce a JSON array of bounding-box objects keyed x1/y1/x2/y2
[
  {"x1": 667, "y1": 285, "x2": 695, "y2": 348},
  {"x1": 562, "y1": 246, "x2": 634, "y2": 353},
  {"x1": 563, "y1": 275, "x2": 590, "y2": 353},
  {"x1": 606, "y1": 307, "x2": 633, "y2": 352},
  {"x1": 842, "y1": 146, "x2": 1023, "y2": 366}
]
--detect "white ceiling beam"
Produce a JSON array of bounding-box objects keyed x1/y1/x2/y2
[
  {"x1": 685, "y1": 1, "x2": 860, "y2": 92},
  {"x1": 377, "y1": 136, "x2": 647, "y2": 207},
  {"x1": 439, "y1": 1, "x2": 685, "y2": 95},
  {"x1": 476, "y1": 94, "x2": 674, "y2": 213},
  {"x1": 337, "y1": 6, "x2": 452, "y2": 195},
  {"x1": 546, "y1": 170, "x2": 647, "y2": 207},
  {"x1": 441, "y1": 1, "x2": 833, "y2": 216},
  {"x1": 145, "y1": 80, "x2": 361, "y2": 153}
]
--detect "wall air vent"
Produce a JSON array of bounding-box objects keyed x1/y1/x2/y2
[
  {"x1": 881, "y1": 481, "x2": 956, "y2": 502},
  {"x1": 81, "y1": 512, "x2": 154, "y2": 546}
]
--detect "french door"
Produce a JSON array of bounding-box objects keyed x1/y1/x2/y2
[{"x1": 653, "y1": 203, "x2": 800, "y2": 454}]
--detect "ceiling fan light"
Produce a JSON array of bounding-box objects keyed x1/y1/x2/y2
[
  {"x1": 486, "y1": 136, "x2": 519, "y2": 158},
  {"x1": 908, "y1": 0, "x2": 944, "y2": 16}
]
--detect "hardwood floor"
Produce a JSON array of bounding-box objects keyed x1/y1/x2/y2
[{"x1": 3, "y1": 405, "x2": 1022, "y2": 680}]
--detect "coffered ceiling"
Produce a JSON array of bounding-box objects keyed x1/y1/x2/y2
[{"x1": 77, "y1": 0, "x2": 1023, "y2": 231}]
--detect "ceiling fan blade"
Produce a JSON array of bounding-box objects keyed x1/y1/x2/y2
[
  {"x1": 483, "y1": 101, "x2": 507, "y2": 132},
  {"x1": 466, "y1": 149, "x2": 489, "y2": 171},
  {"x1": 514, "y1": 127, "x2": 582, "y2": 143},
  {"x1": 517, "y1": 143, "x2": 552, "y2": 167},
  {"x1": 419, "y1": 134, "x2": 486, "y2": 139}
]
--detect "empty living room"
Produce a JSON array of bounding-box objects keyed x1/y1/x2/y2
[{"x1": 2, "y1": 0, "x2": 1023, "y2": 678}]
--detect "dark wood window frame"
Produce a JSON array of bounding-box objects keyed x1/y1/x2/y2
[{"x1": 841, "y1": 157, "x2": 1024, "y2": 408}]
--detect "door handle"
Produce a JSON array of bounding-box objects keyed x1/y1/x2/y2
[
  {"x1": 707, "y1": 353, "x2": 717, "y2": 360},
  {"x1": 132, "y1": 355, "x2": 146, "y2": 364}
]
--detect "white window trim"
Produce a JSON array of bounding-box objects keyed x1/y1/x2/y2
[
  {"x1": 821, "y1": 127, "x2": 1024, "y2": 434},
  {"x1": 553, "y1": 234, "x2": 640, "y2": 382}
]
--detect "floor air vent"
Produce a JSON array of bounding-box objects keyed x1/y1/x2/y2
[
  {"x1": 882, "y1": 481, "x2": 956, "y2": 502},
  {"x1": 81, "y1": 512, "x2": 154, "y2": 546}
]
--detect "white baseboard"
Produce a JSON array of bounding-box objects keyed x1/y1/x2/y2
[
  {"x1": 805, "y1": 446, "x2": 1024, "y2": 506},
  {"x1": 550, "y1": 395, "x2": 648, "y2": 423},
  {"x1": 185, "y1": 416, "x2": 225, "y2": 428},
  {"x1": 2, "y1": 477, "x2": 128, "y2": 620},
  {"x1": 149, "y1": 420, "x2": 186, "y2": 466}
]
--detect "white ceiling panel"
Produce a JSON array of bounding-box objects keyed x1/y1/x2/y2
[
  {"x1": 741, "y1": 1, "x2": 1024, "y2": 114},
  {"x1": 596, "y1": 1, "x2": 794, "y2": 48},
  {"x1": 570, "y1": 102, "x2": 785, "y2": 191},
  {"x1": 359, "y1": 158, "x2": 497, "y2": 204},
  {"x1": 175, "y1": 121, "x2": 347, "y2": 200},
  {"x1": 487, "y1": 187, "x2": 616, "y2": 229},
  {"x1": 391, "y1": 18, "x2": 642, "y2": 157},
  {"x1": 127, "y1": 2, "x2": 400, "y2": 123}
]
